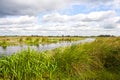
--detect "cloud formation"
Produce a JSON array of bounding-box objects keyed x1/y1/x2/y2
[
  {"x1": 0, "y1": 0, "x2": 117, "y2": 16},
  {"x1": 43, "y1": 11, "x2": 116, "y2": 22},
  {"x1": 0, "y1": 16, "x2": 37, "y2": 25},
  {"x1": 0, "y1": 0, "x2": 120, "y2": 36},
  {"x1": 43, "y1": 10, "x2": 120, "y2": 30},
  {"x1": 0, "y1": 0, "x2": 69, "y2": 16}
]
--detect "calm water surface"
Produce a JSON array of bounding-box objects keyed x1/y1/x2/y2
[{"x1": 0, "y1": 38, "x2": 95, "y2": 55}]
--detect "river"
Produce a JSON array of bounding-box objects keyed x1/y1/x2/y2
[{"x1": 0, "y1": 38, "x2": 95, "y2": 55}]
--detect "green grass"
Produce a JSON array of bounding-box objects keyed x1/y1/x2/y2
[{"x1": 0, "y1": 37, "x2": 120, "y2": 80}]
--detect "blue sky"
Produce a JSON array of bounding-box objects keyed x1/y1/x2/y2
[
  {"x1": 61, "y1": 4, "x2": 112, "y2": 15},
  {"x1": 0, "y1": 0, "x2": 120, "y2": 36}
]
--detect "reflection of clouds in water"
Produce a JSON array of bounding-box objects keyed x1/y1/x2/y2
[{"x1": 0, "y1": 38, "x2": 95, "y2": 55}]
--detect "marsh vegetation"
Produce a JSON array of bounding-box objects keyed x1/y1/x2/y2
[
  {"x1": 0, "y1": 37, "x2": 120, "y2": 80},
  {"x1": 0, "y1": 36, "x2": 83, "y2": 48}
]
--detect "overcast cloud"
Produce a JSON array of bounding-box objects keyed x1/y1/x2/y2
[{"x1": 0, "y1": 0, "x2": 119, "y2": 16}]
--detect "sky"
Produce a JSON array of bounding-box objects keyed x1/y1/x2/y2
[{"x1": 0, "y1": 0, "x2": 120, "y2": 36}]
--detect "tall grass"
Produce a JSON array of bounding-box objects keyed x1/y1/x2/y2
[
  {"x1": 0, "y1": 48, "x2": 57, "y2": 80},
  {"x1": 0, "y1": 37, "x2": 120, "y2": 80}
]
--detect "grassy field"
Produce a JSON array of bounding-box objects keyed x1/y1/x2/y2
[
  {"x1": 0, "y1": 37, "x2": 120, "y2": 80},
  {"x1": 0, "y1": 36, "x2": 84, "y2": 49}
]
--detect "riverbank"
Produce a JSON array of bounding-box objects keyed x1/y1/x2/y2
[{"x1": 0, "y1": 37, "x2": 120, "y2": 80}]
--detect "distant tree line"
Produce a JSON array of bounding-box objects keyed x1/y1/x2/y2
[
  {"x1": 97, "y1": 35, "x2": 115, "y2": 37},
  {"x1": 0, "y1": 35, "x2": 117, "y2": 37}
]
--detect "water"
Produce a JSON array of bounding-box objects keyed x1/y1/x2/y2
[{"x1": 0, "y1": 38, "x2": 95, "y2": 55}]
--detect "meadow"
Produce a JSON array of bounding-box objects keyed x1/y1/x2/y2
[{"x1": 0, "y1": 37, "x2": 120, "y2": 80}]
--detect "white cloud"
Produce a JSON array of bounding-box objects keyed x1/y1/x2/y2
[
  {"x1": 0, "y1": 15, "x2": 38, "y2": 33},
  {"x1": 113, "y1": 0, "x2": 120, "y2": 9},
  {"x1": 42, "y1": 10, "x2": 119, "y2": 30},
  {"x1": 0, "y1": 10, "x2": 119, "y2": 36},
  {"x1": 0, "y1": 16, "x2": 37, "y2": 25},
  {"x1": 0, "y1": 0, "x2": 120, "y2": 36},
  {"x1": 43, "y1": 11, "x2": 116, "y2": 22},
  {"x1": 41, "y1": 10, "x2": 120, "y2": 36}
]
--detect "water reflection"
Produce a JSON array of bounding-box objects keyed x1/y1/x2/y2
[{"x1": 0, "y1": 38, "x2": 95, "y2": 55}]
